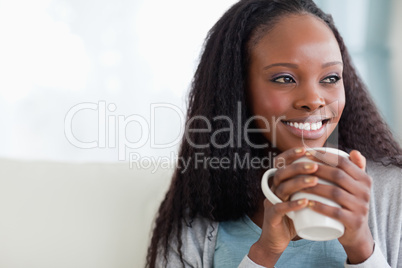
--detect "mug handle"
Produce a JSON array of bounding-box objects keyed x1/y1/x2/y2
[{"x1": 261, "y1": 168, "x2": 295, "y2": 219}]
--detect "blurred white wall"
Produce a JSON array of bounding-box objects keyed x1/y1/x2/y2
[
  {"x1": 390, "y1": 0, "x2": 402, "y2": 143},
  {"x1": 0, "y1": 0, "x2": 400, "y2": 162},
  {"x1": 0, "y1": 0, "x2": 239, "y2": 162}
]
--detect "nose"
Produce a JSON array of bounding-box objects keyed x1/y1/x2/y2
[{"x1": 293, "y1": 85, "x2": 325, "y2": 112}]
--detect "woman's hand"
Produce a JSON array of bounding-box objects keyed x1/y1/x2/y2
[
  {"x1": 302, "y1": 150, "x2": 374, "y2": 264},
  {"x1": 249, "y1": 147, "x2": 320, "y2": 266}
]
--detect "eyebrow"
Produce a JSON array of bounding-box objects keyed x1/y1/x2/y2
[
  {"x1": 263, "y1": 63, "x2": 298, "y2": 70},
  {"x1": 263, "y1": 61, "x2": 343, "y2": 70},
  {"x1": 322, "y1": 61, "x2": 343, "y2": 68}
]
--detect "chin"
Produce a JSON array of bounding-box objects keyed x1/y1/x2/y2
[
  {"x1": 301, "y1": 138, "x2": 328, "y2": 148},
  {"x1": 273, "y1": 138, "x2": 327, "y2": 152}
]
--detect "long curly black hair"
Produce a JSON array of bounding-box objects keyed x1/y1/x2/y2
[{"x1": 146, "y1": 0, "x2": 402, "y2": 267}]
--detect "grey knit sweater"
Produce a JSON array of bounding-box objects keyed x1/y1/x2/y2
[{"x1": 157, "y1": 160, "x2": 402, "y2": 267}]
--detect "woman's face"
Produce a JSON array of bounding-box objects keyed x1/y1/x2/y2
[{"x1": 248, "y1": 14, "x2": 345, "y2": 152}]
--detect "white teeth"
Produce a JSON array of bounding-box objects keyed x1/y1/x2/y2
[
  {"x1": 311, "y1": 123, "x2": 317, "y2": 130},
  {"x1": 285, "y1": 120, "x2": 326, "y2": 131}
]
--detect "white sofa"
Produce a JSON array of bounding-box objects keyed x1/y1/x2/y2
[{"x1": 0, "y1": 158, "x2": 173, "y2": 268}]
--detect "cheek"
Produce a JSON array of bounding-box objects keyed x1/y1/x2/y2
[
  {"x1": 335, "y1": 88, "x2": 346, "y2": 117},
  {"x1": 340, "y1": 90, "x2": 346, "y2": 110},
  {"x1": 267, "y1": 96, "x2": 286, "y2": 114},
  {"x1": 249, "y1": 91, "x2": 287, "y2": 139},
  {"x1": 325, "y1": 87, "x2": 345, "y2": 119},
  {"x1": 252, "y1": 92, "x2": 288, "y2": 118}
]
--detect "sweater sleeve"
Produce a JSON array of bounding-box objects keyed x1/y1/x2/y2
[
  {"x1": 366, "y1": 160, "x2": 402, "y2": 267},
  {"x1": 238, "y1": 255, "x2": 269, "y2": 268},
  {"x1": 236, "y1": 241, "x2": 390, "y2": 268},
  {"x1": 343, "y1": 241, "x2": 390, "y2": 268},
  {"x1": 155, "y1": 217, "x2": 218, "y2": 268}
]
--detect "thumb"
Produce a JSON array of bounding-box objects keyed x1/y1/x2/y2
[{"x1": 349, "y1": 150, "x2": 366, "y2": 170}]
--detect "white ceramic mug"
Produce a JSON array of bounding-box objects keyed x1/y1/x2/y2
[{"x1": 261, "y1": 147, "x2": 349, "y2": 241}]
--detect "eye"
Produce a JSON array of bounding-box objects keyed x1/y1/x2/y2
[
  {"x1": 321, "y1": 75, "x2": 341, "y2": 84},
  {"x1": 271, "y1": 75, "x2": 296, "y2": 84}
]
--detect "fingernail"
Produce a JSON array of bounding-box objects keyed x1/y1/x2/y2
[
  {"x1": 294, "y1": 148, "x2": 304, "y2": 154},
  {"x1": 297, "y1": 199, "x2": 307, "y2": 205},
  {"x1": 308, "y1": 201, "x2": 315, "y2": 207},
  {"x1": 304, "y1": 176, "x2": 317, "y2": 183},
  {"x1": 304, "y1": 163, "x2": 316, "y2": 170},
  {"x1": 305, "y1": 151, "x2": 312, "y2": 157}
]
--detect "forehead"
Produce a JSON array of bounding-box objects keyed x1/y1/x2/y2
[{"x1": 251, "y1": 14, "x2": 342, "y2": 64}]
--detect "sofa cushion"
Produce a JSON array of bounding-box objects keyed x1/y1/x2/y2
[{"x1": 0, "y1": 158, "x2": 173, "y2": 268}]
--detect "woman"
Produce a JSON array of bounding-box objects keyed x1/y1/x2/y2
[{"x1": 146, "y1": 0, "x2": 402, "y2": 267}]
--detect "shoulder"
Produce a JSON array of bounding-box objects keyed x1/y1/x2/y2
[
  {"x1": 162, "y1": 215, "x2": 219, "y2": 267},
  {"x1": 176, "y1": 216, "x2": 219, "y2": 247},
  {"x1": 365, "y1": 160, "x2": 402, "y2": 267},
  {"x1": 366, "y1": 159, "x2": 402, "y2": 201},
  {"x1": 366, "y1": 159, "x2": 402, "y2": 224},
  {"x1": 366, "y1": 159, "x2": 402, "y2": 177},
  {"x1": 366, "y1": 159, "x2": 402, "y2": 190}
]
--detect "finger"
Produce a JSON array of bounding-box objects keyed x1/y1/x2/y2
[
  {"x1": 302, "y1": 183, "x2": 368, "y2": 211},
  {"x1": 349, "y1": 150, "x2": 366, "y2": 170},
  {"x1": 312, "y1": 158, "x2": 372, "y2": 191},
  {"x1": 309, "y1": 150, "x2": 371, "y2": 186},
  {"x1": 307, "y1": 200, "x2": 367, "y2": 231},
  {"x1": 310, "y1": 165, "x2": 371, "y2": 199},
  {"x1": 274, "y1": 175, "x2": 318, "y2": 201},
  {"x1": 272, "y1": 161, "x2": 318, "y2": 192},
  {"x1": 304, "y1": 149, "x2": 344, "y2": 166},
  {"x1": 273, "y1": 147, "x2": 307, "y2": 169},
  {"x1": 337, "y1": 155, "x2": 372, "y2": 188},
  {"x1": 310, "y1": 165, "x2": 360, "y2": 194},
  {"x1": 264, "y1": 198, "x2": 309, "y2": 226}
]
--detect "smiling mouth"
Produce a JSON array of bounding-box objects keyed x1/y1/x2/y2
[{"x1": 281, "y1": 119, "x2": 331, "y2": 131}]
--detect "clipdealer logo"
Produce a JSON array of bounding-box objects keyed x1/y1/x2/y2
[
  {"x1": 64, "y1": 101, "x2": 283, "y2": 164},
  {"x1": 64, "y1": 101, "x2": 185, "y2": 161},
  {"x1": 64, "y1": 100, "x2": 341, "y2": 168}
]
